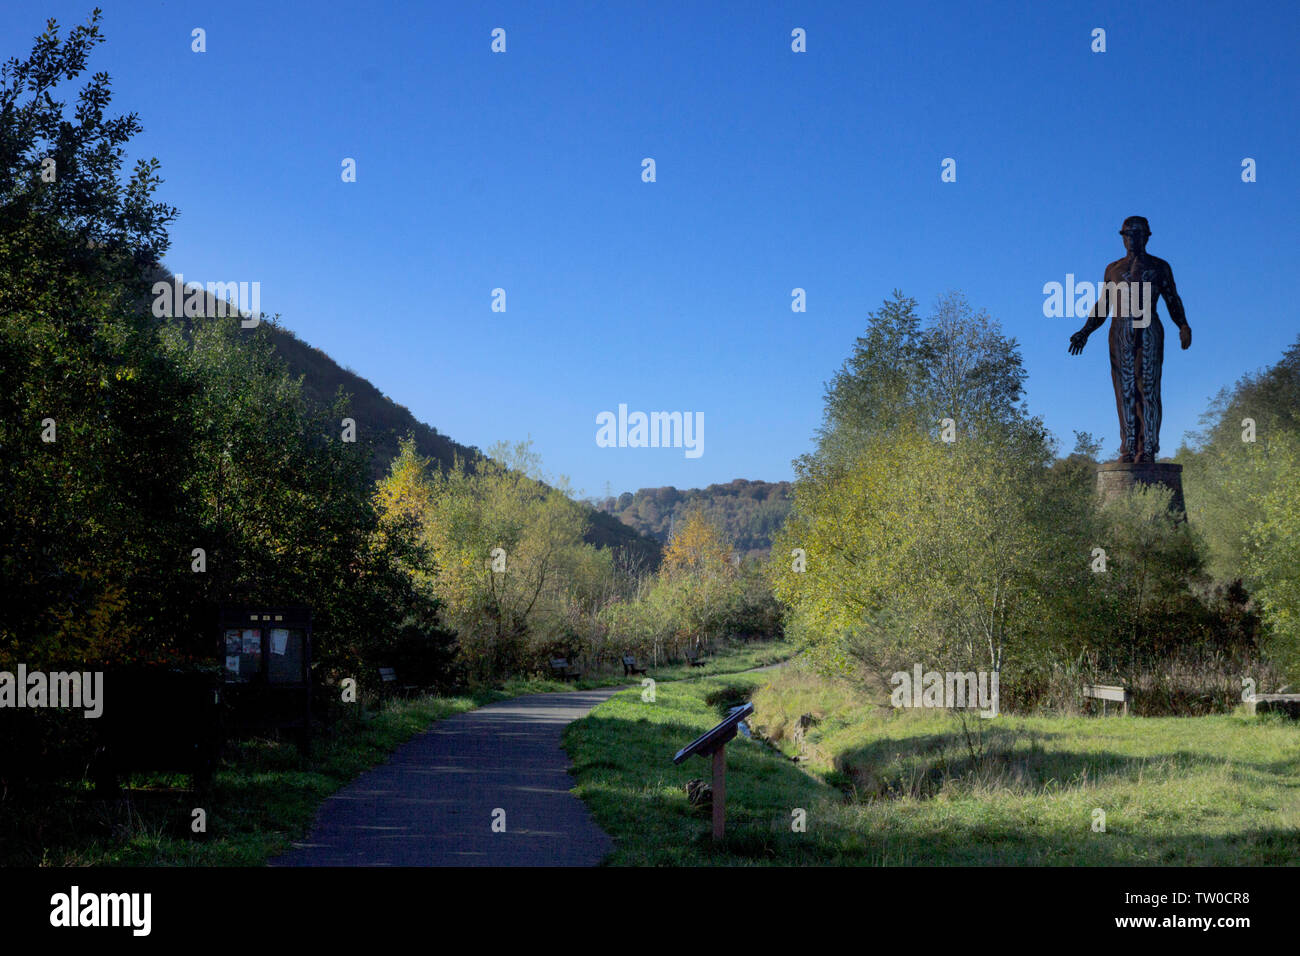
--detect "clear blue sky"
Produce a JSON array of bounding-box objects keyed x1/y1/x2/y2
[{"x1": 8, "y1": 1, "x2": 1297, "y2": 497}]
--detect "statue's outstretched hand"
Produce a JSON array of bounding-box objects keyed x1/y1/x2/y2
[
  {"x1": 1179, "y1": 325, "x2": 1192, "y2": 349},
  {"x1": 1068, "y1": 330, "x2": 1089, "y2": 355}
]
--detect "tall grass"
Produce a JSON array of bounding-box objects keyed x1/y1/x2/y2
[{"x1": 566, "y1": 665, "x2": 1300, "y2": 865}]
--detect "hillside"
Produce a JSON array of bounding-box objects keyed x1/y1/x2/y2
[
  {"x1": 272, "y1": 321, "x2": 663, "y2": 564},
  {"x1": 162, "y1": 276, "x2": 662, "y2": 567},
  {"x1": 596, "y1": 479, "x2": 793, "y2": 558},
  {"x1": 267, "y1": 322, "x2": 481, "y2": 476}
]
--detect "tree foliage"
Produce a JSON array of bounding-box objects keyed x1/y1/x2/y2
[
  {"x1": 596, "y1": 479, "x2": 791, "y2": 559},
  {"x1": 772, "y1": 291, "x2": 1253, "y2": 709},
  {"x1": 0, "y1": 13, "x2": 436, "y2": 677},
  {"x1": 1179, "y1": 336, "x2": 1300, "y2": 676},
  {"x1": 378, "y1": 439, "x2": 613, "y2": 680}
]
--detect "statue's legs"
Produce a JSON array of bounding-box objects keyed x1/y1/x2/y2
[
  {"x1": 1108, "y1": 319, "x2": 1139, "y2": 460},
  {"x1": 1133, "y1": 319, "x2": 1164, "y2": 460}
]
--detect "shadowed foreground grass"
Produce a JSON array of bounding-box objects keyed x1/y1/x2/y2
[
  {"x1": 564, "y1": 669, "x2": 1300, "y2": 865},
  {"x1": 5, "y1": 637, "x2": 792, "y2": 866},
  {"x1": 10, "y1": 693, "x2": 495, "y2": 866}
]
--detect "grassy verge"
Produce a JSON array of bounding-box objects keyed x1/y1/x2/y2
[
  {"x1": 565, "y1": 665, "x2": 1300, "y2": 865},
  {"x1": 8, "y1": 637, "x2": 793, "y2": 866},
  {"x1": 520, "y1": 637, "x2": 797, "y2": 691},
  {"x1": 564, "y1": 671, "x2": 844, "y2": 864}
]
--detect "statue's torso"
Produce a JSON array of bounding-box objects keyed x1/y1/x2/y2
[{"x1": 1104, "y1": 254, "x2": 1165, "y2": 328}]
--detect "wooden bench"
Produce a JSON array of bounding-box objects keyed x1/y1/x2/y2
[
  {"x1": 684, "y1": 647, "x2": 706, "y2": 668},
  {"x1": 549, "y1": 658, "x2": 581, "y2": 681},
  {"x1": 378, "y1": 666, "x2": 419, "y2": 697},
  {"x1": 1082, "y1": 683, "x2": 1131, "y2": 716},
  {"x1": 622, "y1": 655, "x2": 648, "y2": 677}
]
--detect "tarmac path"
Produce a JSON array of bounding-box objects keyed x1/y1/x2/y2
[{"x1": 272, "y1": 687, "x2": 624, "y2": 867}]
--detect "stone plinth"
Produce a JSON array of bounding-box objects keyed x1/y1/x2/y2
[{"x1": 1096, "y1": 461, "x2": 1186, "y2": 515}]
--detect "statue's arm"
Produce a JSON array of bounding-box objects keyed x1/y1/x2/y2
[
  {"x1": 1068, "y1": 269, "x2": 1110, "y2": 353},
  {"x1": 1160, "y1": 261, "x2": 1188, "y2": 328},
  {"x1": 1078, "y1": 302, "x2": 1108, "y2": 337},
  {"x1": 1160, "y1": 260, "x2": 1192, "y2": 348}
]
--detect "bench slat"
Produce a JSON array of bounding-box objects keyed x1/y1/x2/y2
[{"x1": 1082, "y1": 684, "x2": 1129, "y2": 702}]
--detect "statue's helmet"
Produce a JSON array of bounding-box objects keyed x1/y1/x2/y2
[{"x1": 1120, "y1": 216, "x2": 1151, "y2": 237}]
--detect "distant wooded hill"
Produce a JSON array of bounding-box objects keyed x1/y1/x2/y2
[
  {"x1": 164, "y1": 276, "x2": 662, "y2": 567},
  {"x1": 596, "y1": 480, "x2": 794, "y2": 558}
]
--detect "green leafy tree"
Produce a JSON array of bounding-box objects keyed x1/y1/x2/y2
[
  {"x1": 0, "y1": 11, "x2": 185, "y2": 667},
  {"x1": 1180, "y1": 336, "x2": 1300, "y2": 676},
  {"x1": 772, "y1": 291, "x2": 1080, "y2": 699},
  {"x1": 773, "y1": 420, "x2": 1070, "y2": 686},
  {"x1": 379, "y1": 439, "x2": 611, "y2": 680},
  {"x1": 0, "y1": 12, "x2": 437, "y2": 679}
]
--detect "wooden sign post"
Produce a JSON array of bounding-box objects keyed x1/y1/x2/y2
[
  {"x1": 711, "y1": 746, "x2": 727, "y2": 841},
  {"x1": 673, "y1": 702, "x2": 753, "y2": 843}
]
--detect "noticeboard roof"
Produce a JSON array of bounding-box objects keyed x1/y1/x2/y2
[{"x1": 219, "y1": 605, "x2": 312, "y2": 628}]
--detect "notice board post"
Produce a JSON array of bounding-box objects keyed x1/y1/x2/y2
[{"x1": 673, "y1": 702, "x2": 753, "y2": 841}]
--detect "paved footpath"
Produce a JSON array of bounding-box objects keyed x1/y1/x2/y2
[{"x1": 272, "y1": 687, "x2": 624, "y2": 867}]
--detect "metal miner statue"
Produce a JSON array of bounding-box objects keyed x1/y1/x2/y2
[{"x1": 1068, "y1": 216, "x2": 1192, "y2": 463}]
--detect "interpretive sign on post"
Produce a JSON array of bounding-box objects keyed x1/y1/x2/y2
[{"x1": 672, "y1": 701, "x2": 753, "y2": 841}]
